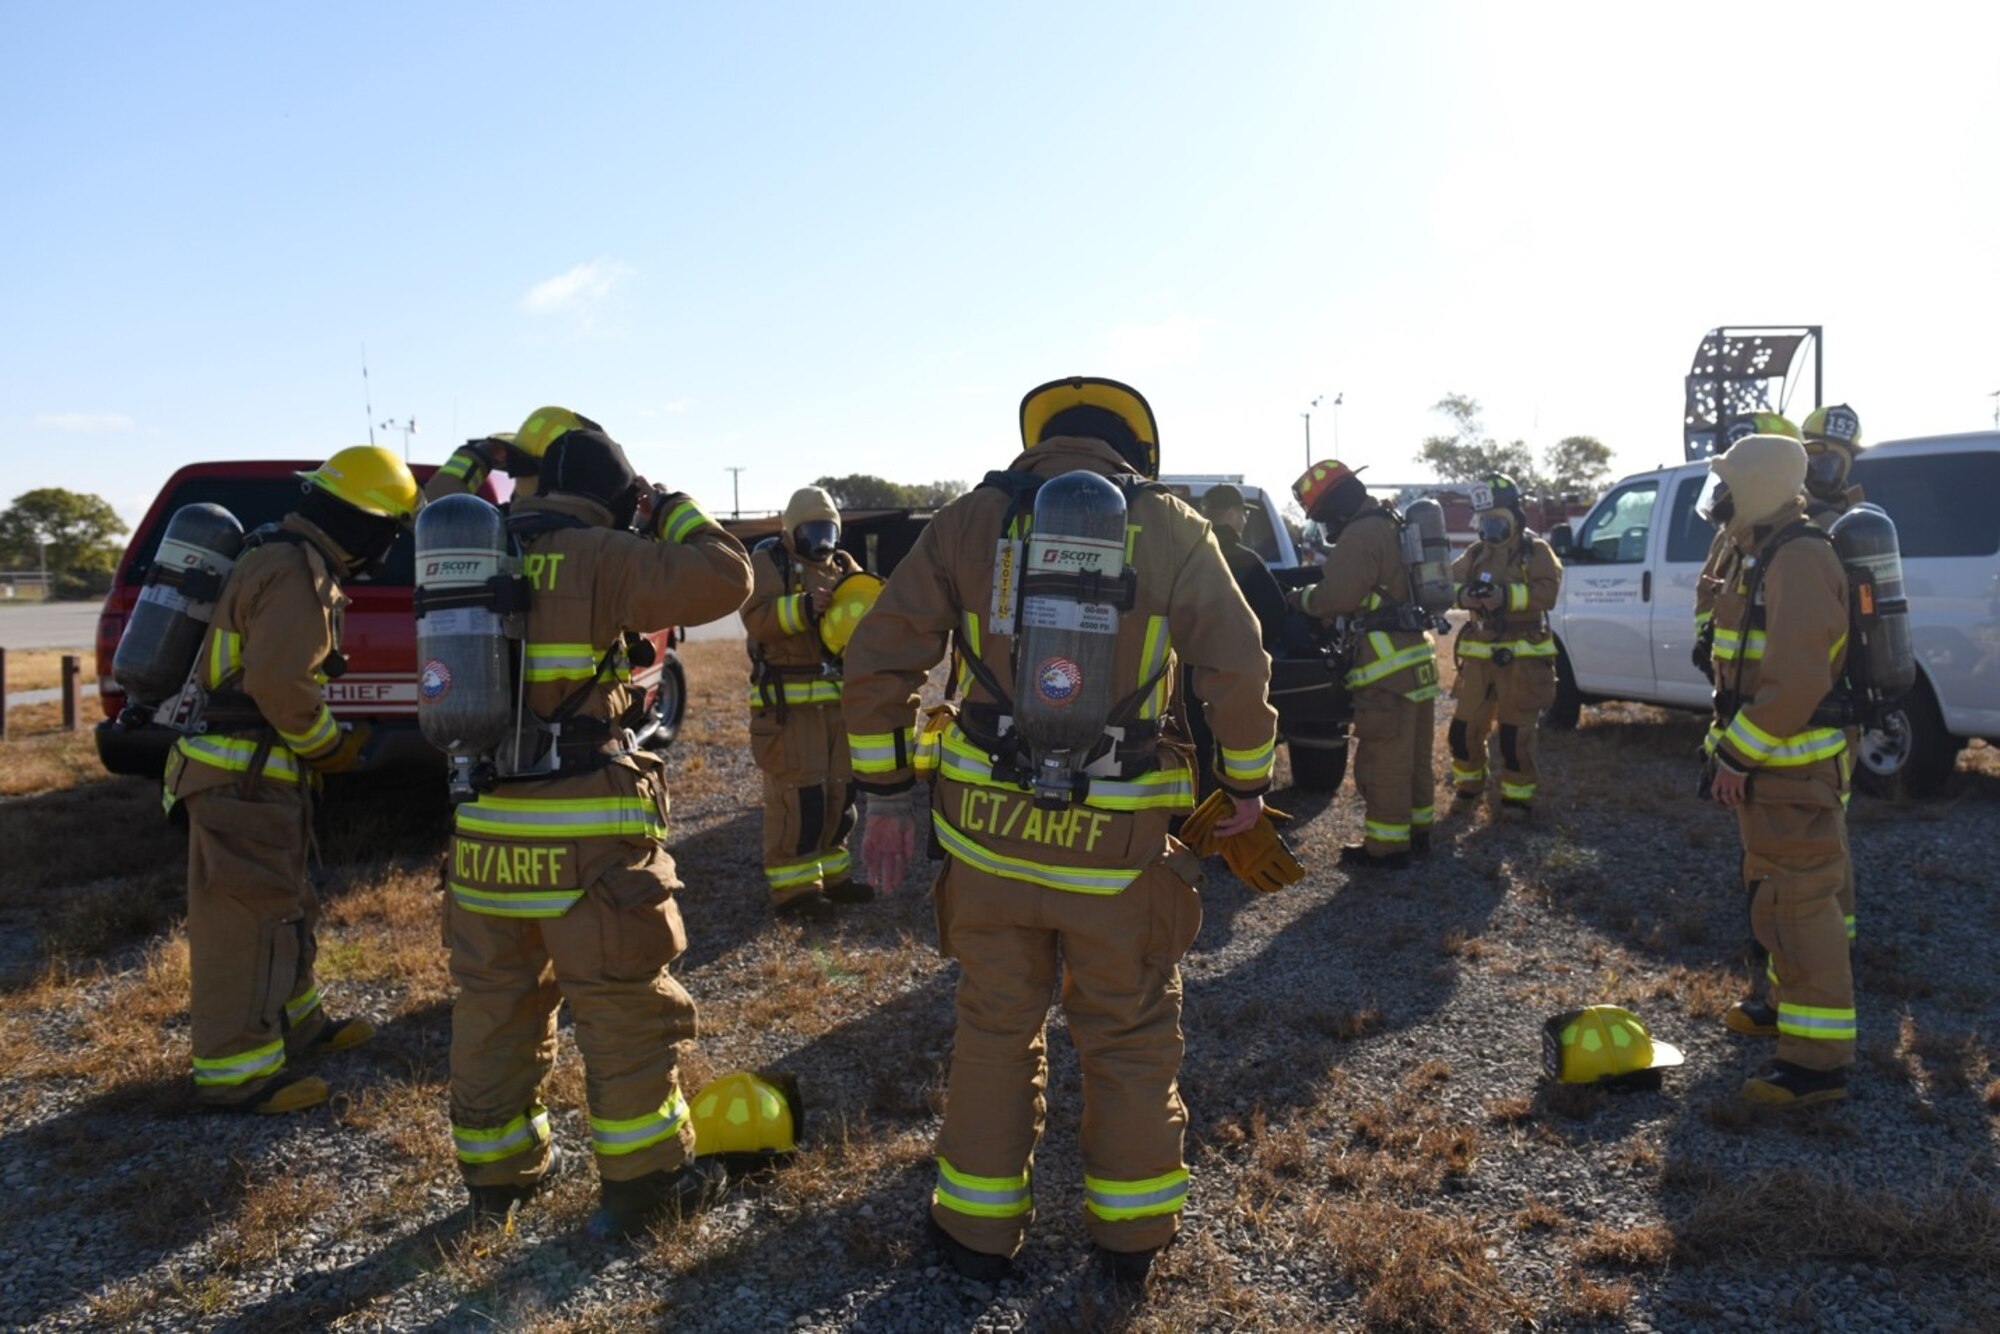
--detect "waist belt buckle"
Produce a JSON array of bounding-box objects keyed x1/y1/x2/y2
[{"x1": 1491, "y1": 647, "x2": 1515, "y2": 667}]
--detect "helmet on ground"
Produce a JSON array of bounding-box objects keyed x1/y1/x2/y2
[
  {"x1": 1722, "y1": 412, "x2": 1801, "y2": 449},
  {"x1": 784, "y1": 486, "x2": 841, "y2": 560},
  {"x1": 1293, "y1": 459, "x2": 1370, "y2": 530},
  {"x1": 1019, "y1": 376, "x2": 1160, "y2": 479},
  {"x1": 690, "y1": 1070, "x2": 802, "y2": 1159},
  {"x1": 1542, "y1": 1005, "x2": 1684, "y2": 1087},
  {"x1": 514, "y1": 406, "x2": 603, "y2": 462},
  {"x1": 297, "y1": 445, "x2": 421, "y2": 526},
  {"x1": 820, "y1": 571, "x2": 885, "y2": 655},
  {"x1": 1706, "y1": 433, "x2": 1807, "y2": 528}
]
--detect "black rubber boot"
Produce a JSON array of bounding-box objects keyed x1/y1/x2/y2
[
  {"x1": 466, "y1": 1144, "x2": 561, "y2": 1227},
  {"x1": 1338, "y1": 844, "x2": 1410, "y2": 872},
  {"x1": 927, "y1": 1216, "x2": 1013, "y2": 1281},
  {"x1": 1094, "y1": 1243, "x2": 1160, "y2": 1297},
  {"x1": 774, "y1": 891, "x2": 837, "y2": 922},
  {"x1": 1740, "y1": 1060, "x2": 1848, "y2": 1108},
  {"x1": 1724, "y1": 1000, "x2": 1779, "y2": 1037},
  {"x1": 1411, "y1": 829, "x2": 1433, "y2": 858},
  {"x1": 824, "y1": 879, "x2": 876, "y2": 905},
  {"x1": 586, "y1": 1158, "x2": 728, "y2": 1240}
]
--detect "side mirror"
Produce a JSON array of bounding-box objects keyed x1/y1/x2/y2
[{"x1": 1548, "y1": 523, "x2": 1575, "y2": 559}]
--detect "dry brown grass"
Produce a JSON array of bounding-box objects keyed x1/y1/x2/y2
[
  {"x1": 1892, "y1": 1014, "x2": 1991, "y2": 1096},
  {"x1": 0, "y1": 708, "x2": 106, "y2": 794},
  {"x1": 1307, "y1": 1197, "x2": 1530, "y2": 1332},
  {"x1": 1571, "y1": 1220, "x2": 1675, "y2": 1271},
  {"x1": 1672, "y1": 1169, "x2": 2000, "y2": 1270},
  {"x1": 0, "y1": 646, "x2": 90, "y2": 692},
  {"x1": 1553, "y1": 1266, "x2": 1634, "y2": 1320},
  {"x1": 0, "y1": 934, "x2": 191, "y2": 1094},
  {"x1": 213, "y1": 1172, "x2": 343, "y2": 1270},
  {"x1": 1513, "y1": 1199, "x2": 1567, "y2": 1232}
]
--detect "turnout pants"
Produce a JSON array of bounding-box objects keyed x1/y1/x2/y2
[
  {"x1": 185, "y1": 784, "x2": 329, "y2": 1105},
  {"x1": 929, "y1": 847, "x2": 1204, "y2": 1257},
  {"x1": 1449, "y1": 654, "x2": 1557, "y2": 805},
  {"x1": 751, "y1": 703, "x2": 858, "y2": 904},
  {"x1": 1351, "y1": 688, "x2": 1437, "y2": 855},
  {"x1": 1739, "y1": 769, "x2": 1856, "y2": 1072},
  {"x1": 448, "y1": 858, "x2": 698, "y2": 1189}
]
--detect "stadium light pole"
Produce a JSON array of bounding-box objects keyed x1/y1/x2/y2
[{"x1": 1302, "y1": 395, "x2": 1323, "y2": 469}]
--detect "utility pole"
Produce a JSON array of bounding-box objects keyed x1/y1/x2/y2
[
  {"x1": 726, "y1": 466, "x2": 747, "y2": 518},
  {"x1": 1332, "y1": 392, "x2": 1344, "y2": 454},
  {"x1": 1302, "y1": 395, "x2": 1323, "y2": 469},
  {"x1": 379, "y1": 416, "x2": 418, "y2": 462}
]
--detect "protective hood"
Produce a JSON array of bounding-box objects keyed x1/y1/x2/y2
[
  {"x1": 783, "y1": 486, "x2": 840, "y2": 533},
  {"x1": 1710, "y1": 433, "x2": 1807, "y2": 530},
  {"x1": 538, "y1": 428, "x2": 640, "y2": 526},
  {"x1": 1005, "y1": 436, "x2": 1137, "y2": 484}
]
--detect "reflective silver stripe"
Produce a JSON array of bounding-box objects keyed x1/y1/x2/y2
[
  {"x1": 192, "y1": 1039, "x2": 285, "y2": 1085},
  {"x1": 1084, "y1": 1179, "x2": 1189, "y2": 1211},
  {"x1": 450, "y1": 883, "x2": 584, "y2": 917}
]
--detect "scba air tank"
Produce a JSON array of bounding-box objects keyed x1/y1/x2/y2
[
  {"x1": 414, "y1": 494, "x2": 517, "y2": 786},
  {"x1": 1828, "y1": 504, "x2": 1915, "y2": 700},
  {"x1": 1401, "y1": 497, "x2": 1455, "y2": 615},
  {"x1": 1012, "y1": 471, "x2": 1129, "y2": 808},
  {"x1": 113, "y1": 503, "x2": 244, "y2": 708}
]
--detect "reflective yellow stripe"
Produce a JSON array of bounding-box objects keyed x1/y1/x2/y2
[
  {"x1": 1507, "y1": 581, "x2": 1530, "y2": 611},
  {"x1": 278, "y1": 704, "x2": 340, "y2": 757},
  {"x1": 934, "y1": 1157, "x2": 1032, "y2": 1219},
  {"x1": 1364, "y1": 819, "x2": 1409, "y2": 844},
  {"x1": 1451, "y1": 764, "x2": 1486, "y2": 785},
  {"x1": 932, "y1": 813, "x2": 1138, "y2": 894},
  {"x1": 1345, "y1": 633, "x2": 1437, "y2": 689},
  {"x1": 938, "y1": 727, "x2": 1190, "y2": 811},
  {"x1": 439, "y1": 448, "x2": 481, "y2": 482},
  {"x1": 956, "y1": 612, "x2": 982, "y2": 698},
  {"x1": 1410, "y1": 805, "x2": 1434, "y2": 827},
  {"x1": 1457, "y1": 638, "x2": 1556, "y2": 660},
  {"x1": 1219, "y1": 739, "x2": 1276, "y2": 783},
  {"x1": 1501, "y1": 780, "x2": 1536, "y2": 801},
  {"x1": 660, "y1": 500, "x2": 713, "y2": 545},
  {"x1": 748, "y1": 679, "x2": 843, "y2": 707},
  {"x1": 849, "y1": 730, "x2": 905, "y2": 774},
  {"x1": 766, "y1": 857, "x2": 826, "y2": 890},
  {"x1": 454, "y1": 794, "x2": 667, "y2": 840},
  {"x1": 1137, "y1": 615, "x2": 1171, "y2": 719},
  {"x1": 591, "y1": 1089, "x2": 691, "y2": 1155},
  {"x1": 206, "y1": 629, "x2": 242, "y2": 689},
  {"x1": 1776, "y1": 1003, "x2": 1856, "y2": 1040},
  {"x1": 1083, "y1": 1168, "x2": 1189, "y2": 1221},
  {"x1": 175, "y1": 735, "x2": 301, "y2": 783},
  {"x1": 1712, "y1": 628, "x2": 1766, "y2": 662},
  {"x1": 1722, "y1": 713, "x2": 1847, "y2": 768},
  {"x1": 284, "y1": 985, "x2": 322, "y2": 1026},
  {"x1": 776, "y1": 594, "x2": 808, "y2": 636},
  {"x1": 450, "y1": 883, "x2": 586, "y2": 917},
  {"x1": 454, "y1": 1106, "x2": 551, "y2": 1164},
  {"x1": 192, "y1": 1038, "x2": 285, "y2": 1087}
]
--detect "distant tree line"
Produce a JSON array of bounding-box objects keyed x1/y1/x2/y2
[
  {"x1": 0, "y1": 488, "x2": 127, "y2": 599},
  {"x1": 812, "y1": 475, "x2": 967, "y2": 510},
  {"x1": 1418, "y1": 394, "x2": 1614, "y2": 500}
]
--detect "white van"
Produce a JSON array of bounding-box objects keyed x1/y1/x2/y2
[
  {"x1": 1544, "y1": 431, "x2": 2000, "y2": 793},
  {"x1": 1158, "y1": 474, "x2": 1304, "y2": 571}
]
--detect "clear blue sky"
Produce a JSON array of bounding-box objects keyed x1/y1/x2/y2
[{"x1": 5, "y1": 2, "x2": 1997, "y2": 526}]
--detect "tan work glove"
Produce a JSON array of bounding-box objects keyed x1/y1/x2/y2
[{"x1": 1218, "y1": 811, "x2": 1304, "y2": 892}]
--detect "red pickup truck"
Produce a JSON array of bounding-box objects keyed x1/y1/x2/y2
[{"x1": 94, "y1": 460, "x2": 686, "y2": 778}]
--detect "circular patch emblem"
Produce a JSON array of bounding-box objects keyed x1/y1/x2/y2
[
  {"x1": 1035, "y1": 656, "x2": 1083, "y2": 707},
  {"x1": 419, "y1": 658, "x2": 453, "y2": 701}
]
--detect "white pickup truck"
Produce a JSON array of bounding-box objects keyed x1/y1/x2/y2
[{"x1": 1544, "y1": 431, "x2": 2000, "y2": 794}]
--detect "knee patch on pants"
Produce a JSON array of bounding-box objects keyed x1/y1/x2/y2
[
  {"x1": 796, "y1": 786, "x2": 825, "y2": 856},
  {"x1": 1447, "y1": 719, "x2": 1471, "y2": 761},
  {"x1": 1499, "y1": 724, "x2": 1521, "y2": 772}
]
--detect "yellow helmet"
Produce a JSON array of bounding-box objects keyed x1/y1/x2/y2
[
  {"x1": 690, "y1": 1070, "x2": 801, "y2": 1158},
  {"x1": 1722, "y1": 412, "x2": 1801, "y2": 448},
  {"x1": 1801, "y1": 404, "x2": 1863, "y2": 451},
  {"x1": 819, "y1": 571, "x2": 885, "y2": 656},
  {"x1": 297, "y1": 445, "x2": 420, "y2": 525},
  {"x1": 1541, "y1": 1005, "x2": 1684, "y2": 1086},
  {"x1": 514, "y1": 406, "x2": 603, "y2": 461},
  {"x1": 1019, "y1": 376, "x2": 1160, "y2": 478}
]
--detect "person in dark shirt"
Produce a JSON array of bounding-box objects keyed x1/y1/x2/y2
[{"x1": 1182, "y1": 485, "x2": 1288, "y2": 798}]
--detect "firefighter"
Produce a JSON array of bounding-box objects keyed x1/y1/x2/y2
[
  {"x1": 1700, "y1": 433, "x2": 1855, "y2": 1106},
  {"x1": 1448, "y1": 474, "x2": 1563, "y2": 817},
  {"x1": 1289, "y1": 461, "x2": 1440, "y2": 868},
  {"x1": 1801, "y1": 404, "x2": 1865, "y2": 525},
  {"x1": 162, "y1": 445, "x2": 418, "y2": 1112},
  {"x1": 1693, "y1": 413, "x2": 1799, "y2": 679},
  {"x1": 443, "y1": 427, "x2": 754, "y2": 1235},
  {"x1": 1181, "y1": 484, "x2": 1286, "y2": 799},
  {"x1": 740, "y1": 486, "x2": 871, "y2": 919},
  {"x1": 845, "y1": 376, "x2": 1277, "y2": 1292},
  {"x1": 421, "y1": 406, "x2": 601, "y2": 504}
]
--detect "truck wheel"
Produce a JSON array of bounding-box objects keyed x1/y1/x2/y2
[
  {"x1": 1545, "y1": 643, "x2": 1583, "y2": 731},
  {"x1": 642, "y1": 652, "x2": 687, "y2": 753},
  {"x1": 1287, "y1": 738, "x2": 1349, "y2": 792},
  {"x1": 1855, "y1": 678, "x2": 1958, "y2": 799}
]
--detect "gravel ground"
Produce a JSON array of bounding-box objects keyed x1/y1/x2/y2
[{"x1": 2, "y1": 642, "x2": 1996, "y2": 1332}]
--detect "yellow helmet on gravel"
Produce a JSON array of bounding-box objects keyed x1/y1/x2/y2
[
  {"x1": 1542, "y1": 1005, "x2": 1684, "y2": 1087},
  {"x1": 690, "y1": 1071, "x2": 802, "y2": 1159},
  {"x1": 297, "y1": 446, "x2": 420, "y2": 525}
]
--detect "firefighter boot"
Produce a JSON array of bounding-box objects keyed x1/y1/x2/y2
[
  {"x1": 585, "y1": 1158, "x2": 729, "y2": 1240},
  {"x1": 467, "y1": 1144, "x2": 564, "y2": 1228},
  {"x1": 775, "y1": 890, "x2": 837, "y2": 923},
  {"x1": 825, "y1": 879, "x2": 876, "y2": 905},
  {"x1": 1740, "y1": 1061, "x2": 1848, "y2": 1108},
  {"x1": 1410, "y1": 829, "x2": 1433, "y2": 858},
  {"x1": 1724, "y1": 1000, "x2": 1779, "y2": 1037},
  {"x1": 1095, "y1": 1242, "x2": 1161, "y2": 1297},
  {"x1": 1338, "y1": 844, "x2": 1411, "y2": 872},
  {"x1": 311, "y1": 1016, "x2": 377, "y2": 1055},
  {"x1": 927, "y1": 1216, "x2": 1014, "y2": 1282},
  {"x1": 246, "y1": 1074, "x2": 330, "y2": 1115}
]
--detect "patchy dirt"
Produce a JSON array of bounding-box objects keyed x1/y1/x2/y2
[{"x1": 1, "y1": 638, "x2": 1996, "y2": 1331}]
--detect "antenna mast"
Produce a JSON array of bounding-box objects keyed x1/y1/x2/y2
[{"x1": 362, "y1": 345, "x2": 376, "y2": 446}]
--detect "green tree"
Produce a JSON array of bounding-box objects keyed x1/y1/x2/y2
[
  {"x1": 1543, "y1": 435, "x2": 1614, "y2": 498},
  {"x1": 812, "y1": 474, "x2": 966, "y2": 509},
  {"x1": 0, "y1": 487, "x2": 128, "y2": 598},
  {"x1": 1417, "y1": 395, "x2": 1541, "y2": 489}
]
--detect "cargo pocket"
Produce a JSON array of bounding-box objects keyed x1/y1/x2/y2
[
  {"x1": 1510, "y1": 658, "x2": 1558, "y2": 714},
  {"x1": 595, "y1": 864, "x2": 688, "y2": 981},
  {"x1": 1143, "y1": 849, "x2": 1204, "y2": 968},
  {"x1": 262, "y1": 913, "x2": 304, "y2": 1037},
  {"x1": 750, "y1": 710, "x2": 790, "y2": 773},
  {"x1": 197, "y1": 790, "x2": 306, "y2": 910},
  {"x1": 1351, "y1": 691, "x2": 1400, "y2": 743}
]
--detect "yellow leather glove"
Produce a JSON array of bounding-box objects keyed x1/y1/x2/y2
[
  {"x1": 1176, "y1": 788, "x2": 1234, "y2": 856},
  {"x1": 1218, "y1": 812, "x2": 1304, "y2": 892},
  {"x1": 308, "y1": 722, "x2": 372, "y2": 774}
]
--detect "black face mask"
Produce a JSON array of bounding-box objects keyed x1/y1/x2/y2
[
  {"x1": 793, "y1": 520, "x2": 839, "y2": 560},
  {"x1": 300, "y1": 488, "x2": 404, "y2": 579},
  {"x1": 1707, "y1": 495, "x2": 1735, "y2": 527},
  {"x1": 609, "y1": 486, "x2": 641, "y2": 532}
]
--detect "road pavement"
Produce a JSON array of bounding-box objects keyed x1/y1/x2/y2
[{"x1": 0, "y1": 601, "x2": 98, "y2": 650}]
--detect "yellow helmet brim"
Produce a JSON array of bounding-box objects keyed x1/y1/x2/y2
[
  {"x1": 1019, "y1": 376, "x2": 1159, "y2": 452},
  {"x1": 819, "y1": 571, "x2": 885, "y2": 655}
]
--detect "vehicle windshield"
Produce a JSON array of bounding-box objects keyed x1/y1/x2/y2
[{"x1": 124, "y1": 477, "x2": 417, "y2": 587}]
